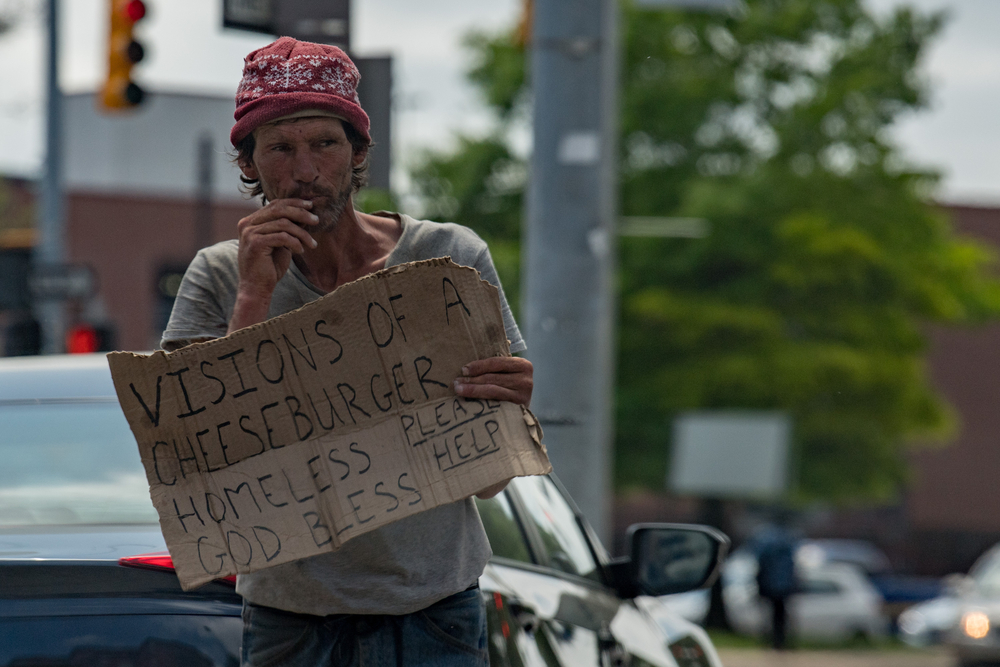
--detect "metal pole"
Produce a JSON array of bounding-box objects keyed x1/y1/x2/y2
[
  {"x1": 194, "y1": 133, "x2": 215, "y2": 255},
  {"x1": 524, "y1": 0, "x2": 619, "y2": 542},
  {"x1": 33, "y1": 0, "x2": 65, "y2": 354}
]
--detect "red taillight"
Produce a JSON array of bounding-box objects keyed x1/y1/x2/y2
[
  {"x1": 118, "y1": 551, "x2": 236, "y2": 586},
  {"x1": 119, "y1": 550, "x2": 174, "y2": 572}
]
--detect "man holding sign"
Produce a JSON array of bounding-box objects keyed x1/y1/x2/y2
[{"x1": 162, "y1": 37, "x2": 531, "y2": 667}]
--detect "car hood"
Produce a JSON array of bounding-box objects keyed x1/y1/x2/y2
[
  {"x1": 957, "y1": 595, "x2": 1000, "y2": 614},
  {"x1": 0, "y1": 524, "x2": 166, "y2": 561},
  {"x1": 636, "y1": 595, "x2": 723, "y2": 665}
]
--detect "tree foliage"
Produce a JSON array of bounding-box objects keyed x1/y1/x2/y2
[{"x1": 408, "y1": 0, "x2": 1000, "y2": 503}]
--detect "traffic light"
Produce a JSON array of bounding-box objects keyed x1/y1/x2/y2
[{"x1": 101, "y1": 0, "x2": 147, "y2": 111}]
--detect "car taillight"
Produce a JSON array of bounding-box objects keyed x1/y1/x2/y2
[{"x1": 118, "y1": 551, "x2": 236, "y2": 586}]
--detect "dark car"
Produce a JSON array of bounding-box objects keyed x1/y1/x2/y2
[{"x1": 1, "y1": 354, "x2": 728, "y2": 667}]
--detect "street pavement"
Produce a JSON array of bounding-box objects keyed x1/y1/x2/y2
[{"x1": 716, "y1": 647, "x2": 954, "y2": 667}]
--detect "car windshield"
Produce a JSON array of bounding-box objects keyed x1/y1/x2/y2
[
  {"x1": 0, "y1": 400, "x2": 157, "y2": 526},
  {"x1": 971, "y1": 549, "x2": 1000, "y2": 596}
]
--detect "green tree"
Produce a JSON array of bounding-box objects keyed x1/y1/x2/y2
[{"x1": 409, "y1": 0, "x2": 1000, "y2": 502}]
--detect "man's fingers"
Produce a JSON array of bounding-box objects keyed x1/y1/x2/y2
[
  {"x1": 260, "y1": 232, "x2": 309, "y2": 254},
  {"x1": 242, "y1": 218, "x2": 317, "y2": 250},
  {"x1": 453, "y1": 372, "x2": 532, "y2": 389},
  {"x1": 238, "y1": 200, "x2": 320, "y2": 233},
  {"x1": 453, "y1": 381, "x2": 524, "y2": 404},
  {"x1": 461, "y1": 356, "x2": 532, "y2": 377},
  {"x1": 242, "y1": 226, "x2": 313, "y2": 254},
  {"x1": 456, "y1": 356, "x2": 533, "y2": 407},
  {"x1": 265, "y1": 200, "x2": 320, "y2": 226}
]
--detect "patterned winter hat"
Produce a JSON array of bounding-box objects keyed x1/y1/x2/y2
[{"x1": 230, "y1": 37, "x2": 371, "y2": 147}]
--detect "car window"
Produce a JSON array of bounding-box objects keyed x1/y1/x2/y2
[
  {"x1": 801, "y1": 577, "x2": 842, "y2": 595},
  {"x1": 476, "y1": 492, "x2": 533, "y2": 564},
  {"x1": 513, "y1": 476, "x2": 600, "y2": 582},
  {"x1": 972, "y1": 549, "x2": 1000, "y2": 596},
  {"x1": 0, "y1": 401, "x2": 157, "y2": 526}
]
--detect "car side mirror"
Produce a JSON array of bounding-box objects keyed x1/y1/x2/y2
[{"x1": 609, "y1": 523, "x2": 730, "y2": 599}]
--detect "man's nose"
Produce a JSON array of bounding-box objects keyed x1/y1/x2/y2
[{"x1": 291, "y1": 150, "x2": 319, "y2": 183}]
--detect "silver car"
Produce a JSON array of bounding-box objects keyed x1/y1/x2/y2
[
  {"x1": 946, "y1": 542, "x2": 1000, "y2": 666},
  {"x1": 722, "y1": 544, "x2": 887, "y2": 642}
]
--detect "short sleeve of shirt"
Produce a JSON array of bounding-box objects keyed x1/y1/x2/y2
[{"x1": 160, "y1": 241, "x2": 239, "y2": 350}]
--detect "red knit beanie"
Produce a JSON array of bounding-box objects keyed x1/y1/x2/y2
[{"x1": 230, "y1": 37, "x2": 371, "y2": 147}]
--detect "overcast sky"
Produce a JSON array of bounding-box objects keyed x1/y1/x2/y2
[{"x1": 0, "y1": 0, "x2": 998, "y2": 205}]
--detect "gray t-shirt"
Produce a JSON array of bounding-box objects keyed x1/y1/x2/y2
[{"x1": 162, "y1": 213, "x2": 525, "y2": 616}]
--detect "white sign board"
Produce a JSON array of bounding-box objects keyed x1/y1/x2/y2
[{"x1": 669, "y1": 411, "x2": 789, "y2": 498}]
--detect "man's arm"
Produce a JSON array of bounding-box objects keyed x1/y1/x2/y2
[{"x1": 454, "y1": 356, "x2": 533, "y2": 499}]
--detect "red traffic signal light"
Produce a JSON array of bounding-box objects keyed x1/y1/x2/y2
[
  {"x1": 123, "y1": 0, "x2": 145, "y2": 22},
  {"x1": 100, "y1": 0, "x2": 147, "y2": 111}
]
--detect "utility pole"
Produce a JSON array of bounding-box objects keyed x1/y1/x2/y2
[
  {"x1": 524, "y1": 0, "x2": 619, "y2": 542},
  {"x1": 524, "y1": 0, "x2": 741, "y2": 542},
  {"x1": 33, "y1": 0, "x2": 65, "y2": 354}
]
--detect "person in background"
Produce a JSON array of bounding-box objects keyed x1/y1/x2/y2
[{"x1": 754, "y1": 522, "x2": 799, "y2": 650}]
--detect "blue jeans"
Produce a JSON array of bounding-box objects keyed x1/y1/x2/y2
[{"x1": 241, "y1": 587, "x2": 489, "y2": 667}]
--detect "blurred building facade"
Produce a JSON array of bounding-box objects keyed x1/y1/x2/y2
[
  {"x1": 64, "y1": 90, "x2": 254, "y2": 351},
  {"x1": 906, "y1": 204, "x2": 1000, "y2": 574},
  {"x1": 0, "y1": 91, "x2": 255, "y2": 352}
]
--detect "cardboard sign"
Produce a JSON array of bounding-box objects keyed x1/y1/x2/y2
[{"x1": 108, "y1": 259, "x2": 549, "y2": 590}]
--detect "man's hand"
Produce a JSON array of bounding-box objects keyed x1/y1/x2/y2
[
  {"x1": 453, "y1": 356, "x2": 533, "y2": 407},
  {"x1": 229, "y1": 199, "x2": 319, "y2": 333}
]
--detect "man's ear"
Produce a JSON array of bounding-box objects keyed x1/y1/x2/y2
[
  {"x1": 352, "y1": 145, "x2": 368, "y2": 167},
  {"x1": 239, "y1": 158, "x2": 259, "y2": 181}
]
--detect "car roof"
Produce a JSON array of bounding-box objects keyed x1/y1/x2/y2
[
  {"x1": 0, "y1": 354, "x2": 117, "y2": 402},
  {"x1": 801, "y1": 538, "x2": 892, "y2": 574}
]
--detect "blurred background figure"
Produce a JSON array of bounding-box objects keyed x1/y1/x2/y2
[{"x1": 751, "y1": 523, "x2": 798, "y2": 650}]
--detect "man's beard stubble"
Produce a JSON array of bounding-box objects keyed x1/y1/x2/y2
[
  {"x1": 262, "y1": 171, "x2": 353, "y2": 234},
  {"x1": 308, "y1": 182, "x2": 353, "y2": 234}
]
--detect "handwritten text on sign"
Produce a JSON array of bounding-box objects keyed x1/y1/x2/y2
[{"x1": 108, "y1": 259, "x2": 549, "y2": 590}]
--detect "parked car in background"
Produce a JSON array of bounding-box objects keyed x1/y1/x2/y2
[
  {"x1": 799, "y1": 539, "x2": 942, "y2": 623},
  {"x1": 1, "y1": 354, "x2": 730, "y2": 667},
  {"x1": 722, "y1": 543, "x2": 887, "y2": 643},
  {"x1": 898, "y1": 593, "x2": 960, "y2": 648},
  {"x1": 945, "y1": 541, "x2": 1000, "y2": 666}
]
